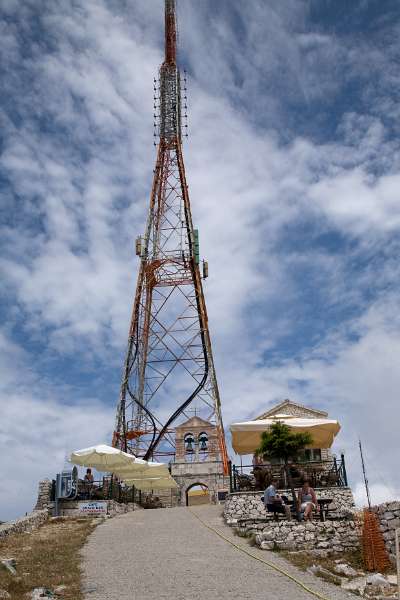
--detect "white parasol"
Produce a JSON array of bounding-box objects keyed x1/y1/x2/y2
[
  {"x1": 123, "y1": 476, "x2": 178, "y2": 490},
  {"x1": 70, "y1": 444, "x2": 144, "y2": 472},
  {"x1": 230, "y1": 414, "x2": 341, "y2": 455}
]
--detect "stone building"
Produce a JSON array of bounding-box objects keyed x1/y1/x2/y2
[
  {"x1": 254, "y1": 399, "x2": 333, "y2": 463},
  {"x1": 230, "y1": 397, "x2": 349, "y2": 497},
  {"x1": 226, "y1": 399, "x2": 355, "y2": 528},
  {"x1": 170, "y1": 416, "x2": 230, "y2": 505}
]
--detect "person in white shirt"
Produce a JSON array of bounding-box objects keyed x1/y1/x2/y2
[{"x1": 264, "y1": 479, "x2": 291, "y2": 520}]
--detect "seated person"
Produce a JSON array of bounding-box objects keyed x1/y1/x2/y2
[
  {"x1": 252, "y1": 453, "x2": 263, "y2": 467},
  {"x1": 264, "y1": 479, "x2": 291, "y2": 520},
  {"x1": 84, "y1": 468, "x2": 94, "y2": 497},
  {"x1": 298, "y1": 480, "x2": 317, "y2": 521},
  {"x1": 84, "y1": 468, "x2": 94, "y2": 483}
]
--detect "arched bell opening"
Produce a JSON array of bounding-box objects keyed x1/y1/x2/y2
[
  {"x1": 198, "y1": 431, "x2": 208, "y2": 461},
  {"x1": 184, "y1": 432, "x2": 195, "y2": 462}
]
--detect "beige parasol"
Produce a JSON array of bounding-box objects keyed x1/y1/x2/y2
[
  {"x1": 112, "y1": 460, "x2": 170, "y2": 479},
  {"x1": 123, "y1": 476, "x2": 178, "y2": 490},
  {"x1": 230, "y1": 414, "x2": 341, "y2": 455},
  {"x1": 69, "y1": 444, "x2": 143, "y2": 471},
  {"x1": 70, "y1": 444, "x2": 177, "y2": 488}
]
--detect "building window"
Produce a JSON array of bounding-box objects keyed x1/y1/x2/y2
[
  {"x1": 299, "y1": 449, "x2": 322, "y2": 462},
  {"x1": 312, "y1": 449, "x2": 321, "y2": 461}
]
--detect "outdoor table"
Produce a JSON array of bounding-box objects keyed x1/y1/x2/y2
[{"x1": 318, "y1": 498, "x2": 333, "y2": 522}]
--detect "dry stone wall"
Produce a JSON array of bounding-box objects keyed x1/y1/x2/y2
[
  {"x1": 248, "y1": 520, "x2": 361, "y2": 555},
  {"x1": 224, "y1": 492, "x2": 265, "y2": 523},
  {"x1": 57, "y1": 499, "x2": 139, "y2": 517},
  {"x1": 107, "y1": 501, "x2": 139, "y2": 516},
  {"x1": 224, "y1": 487, "x2": 355, "y2": 524},
  {"x1": 34, "y1": 479, "x2": 53, "y2": 510},
  {"x1": 371, "y1": 500, "x2": 400, "y2": 564},
  {"x1": 0, "y1": 510, "x2": 49, "y2": 539}
]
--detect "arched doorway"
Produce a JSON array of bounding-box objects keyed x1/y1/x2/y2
[{"x1": 185, "y1": 483, "x2": 210, "y2": 506}]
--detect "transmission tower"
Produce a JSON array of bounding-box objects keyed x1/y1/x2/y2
[{"x1": 113, "y1": 0, "x2": 228, "y2": 473}]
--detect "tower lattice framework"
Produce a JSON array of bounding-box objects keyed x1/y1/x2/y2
[{"x1": 113, "y1": 0, "x2": 228, "y2": 472}]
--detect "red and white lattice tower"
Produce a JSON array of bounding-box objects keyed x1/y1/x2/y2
[{"x1": 113, "y1": 0, "x2": 228, "y2": 474}]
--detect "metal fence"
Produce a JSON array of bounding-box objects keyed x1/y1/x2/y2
[
  {"x1": 52, "y1": 477, "x2": 137, "y2": 503},
  {"x1": 229, "y1": 455, "x2": 348, "y2": 493}
]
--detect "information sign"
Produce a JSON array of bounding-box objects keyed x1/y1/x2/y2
[{"x1": 78, "y1": 501, "x2": 107, "y2": 516}]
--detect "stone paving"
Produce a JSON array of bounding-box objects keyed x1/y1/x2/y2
[{"x1": 82, "y1": 505, "x2": 354, "y2": 600}]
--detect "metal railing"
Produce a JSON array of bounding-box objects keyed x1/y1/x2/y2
[
  {"x1": 52, "y1": 477, "x2": 137, "y2": 503},
  {"x1": 229, "y1": 455, "x2": 348, "y2": 493}
]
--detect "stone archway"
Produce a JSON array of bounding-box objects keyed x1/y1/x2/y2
[{"x1": 185, "y1": 482, "x2": 210, "y2": 507}]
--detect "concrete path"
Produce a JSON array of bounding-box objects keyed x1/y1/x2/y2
[{"x1": 82, "y1": 505, "x2": 354, "y2": 600}]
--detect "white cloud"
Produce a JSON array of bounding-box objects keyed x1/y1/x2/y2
[
  {"x1": 309, "y1": 169, "x2": 400, "y2": 233},
  {"x1": 353, "y1": 482, "x2": 400, "y2": 508},
  {"x1": 0, "y1": 330, "x2": 114, "y2": 521}
]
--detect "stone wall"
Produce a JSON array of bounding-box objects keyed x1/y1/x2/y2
[
  {"x1": 107, "y1": 501, "x2": 139, "y2": 516},
  {"x1": 371, "y1": 500, "x2": 400, "y2": 564},
  {"x1": 224, "y1": 487, "x2": 355, "y2": 524},
  {"x1": 143, "y1": 488, "x2": 180, "y2": 508},
  {"x1": 0, "y1": 510, "x2": 49, "y2": 539},
  {"x1": 224, "y1": 492, "x2": 265, "y2": 524},
  {"x1": 34, "y1": 479, "x2": 53, "y2": 510},
  {"x1": 56, "y1": 499, "x2": 139, "y2": 517},
  {"x1": 257, "y1": 520, "x2": 360, "y2": 555},
  {"x1": 247, "y1": 520, "x2": 361, "y2": 555}
]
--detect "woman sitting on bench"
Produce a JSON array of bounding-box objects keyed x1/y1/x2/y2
[{"x1": 298, "y1": 480, "x2": 317, "y2": 521}]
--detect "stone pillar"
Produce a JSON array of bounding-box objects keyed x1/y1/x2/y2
[{"x1": 34, "y1": 479, "x2": 53, "y2": 511}]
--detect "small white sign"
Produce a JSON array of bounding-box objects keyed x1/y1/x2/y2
[{"x1": 78, "y1": 501, "x2": 107, "y2": 516}]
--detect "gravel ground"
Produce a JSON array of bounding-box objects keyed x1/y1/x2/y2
[{"x1": 82, "y1": 505, "x2": 355, "y2": 600}]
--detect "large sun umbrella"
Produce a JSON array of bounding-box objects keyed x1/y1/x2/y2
[
  {"x1": 69, "y1": 444, "x2": 143, "y2": 472},
  {"x1": 123, "y1": 476, "x2": 178, "y2": 490},
  {"x1": 144, "y1": 462, "x2": 171, "y2": 477},
  {"x1": 113, "y1": 460, "x2": 170, "y2": 480},
  {"x1": 70, "y1": 445, "x2": 175, "y2": 490},
  {"x1": 230, "y1": 414, "x2": 341, "y2": 455}
]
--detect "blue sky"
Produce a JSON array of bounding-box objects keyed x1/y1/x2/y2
[{"x1": 1, "y1": 0, "x2": 400, "y2": 520}]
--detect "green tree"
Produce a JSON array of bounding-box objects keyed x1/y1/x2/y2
[{"x1": 256, "y1": 421, "x2": 313, "y2": 508}]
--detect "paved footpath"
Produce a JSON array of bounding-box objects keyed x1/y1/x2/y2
[{"x1": 82, "y1": 505, "x2": 354, "y2": 600}]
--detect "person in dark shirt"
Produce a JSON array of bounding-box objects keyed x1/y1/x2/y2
[
  {"x1": 84, "y1": 468, "x2": 94, "y2": 483},
  {"x1": 83, "y1": 468, "x2": 94, "y2": 498}
]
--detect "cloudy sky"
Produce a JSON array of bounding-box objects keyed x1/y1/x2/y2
[{"x1": 1, "y1": 0, "x2": 400, "y2": 520}]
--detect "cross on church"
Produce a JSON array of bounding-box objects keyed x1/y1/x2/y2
[{"x1": 186, "y1": 406, "x2": 199, "y2": 418}]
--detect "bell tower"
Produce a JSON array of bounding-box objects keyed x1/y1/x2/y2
[{"x1": 172, "y1": 416, "x2": 230, "y2": 504}]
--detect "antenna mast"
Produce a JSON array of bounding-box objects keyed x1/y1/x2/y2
[
  {"x1": 359, "y1": 439, "x2": 372, "y2": 509},
  {"x1": 165, "y1": 0, "x2": 177, "y2": 65},
  {"x1": 113, "y1": 0, "x2": 228, "y2": 474}
]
